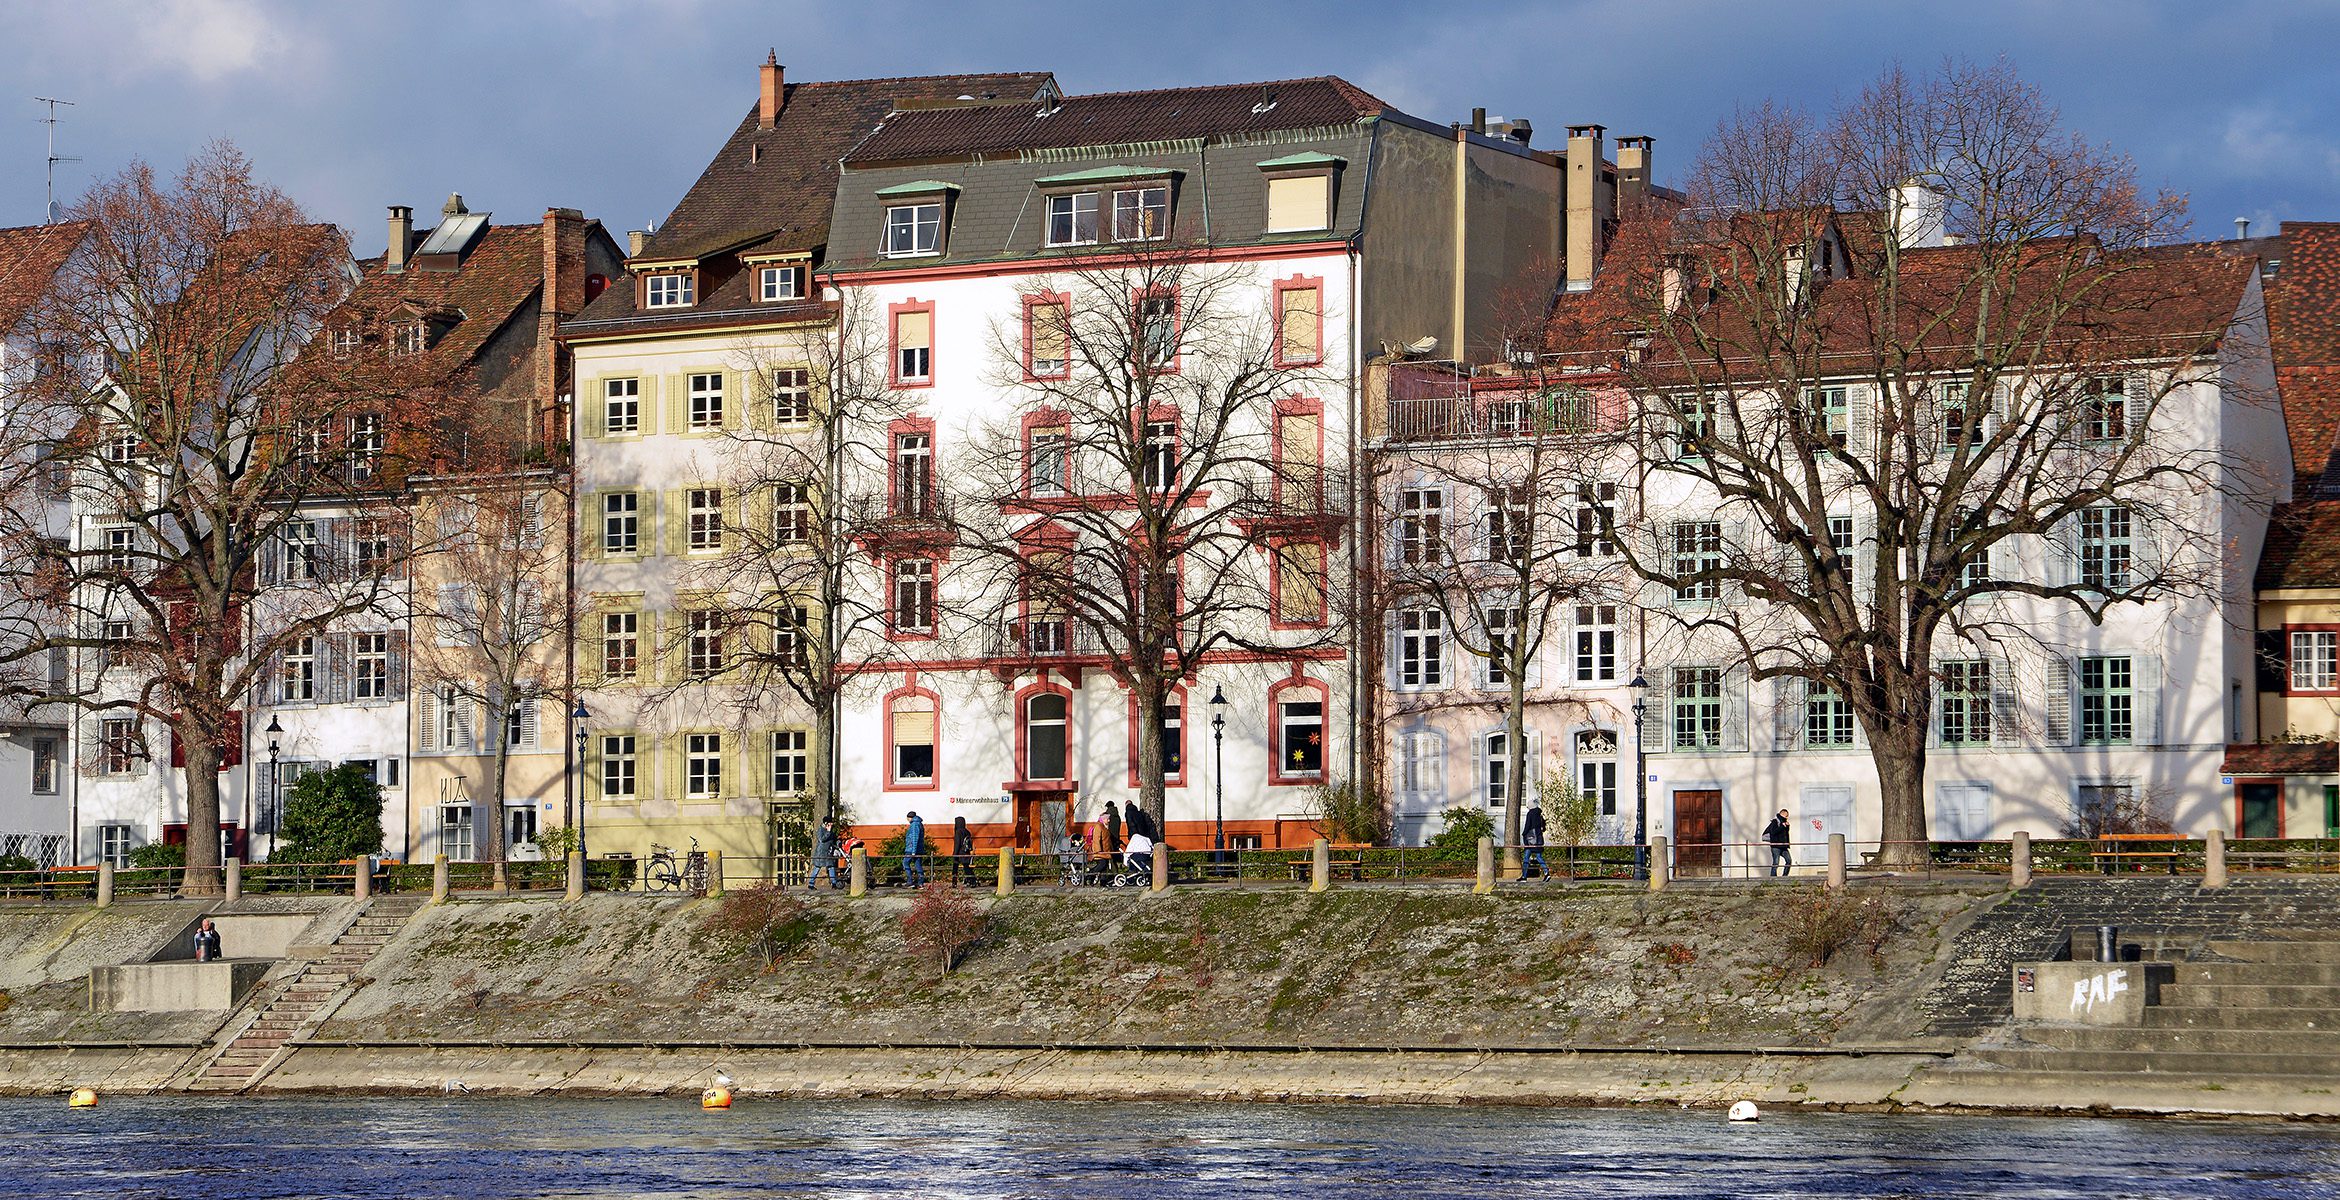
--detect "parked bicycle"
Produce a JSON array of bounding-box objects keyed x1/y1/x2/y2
[{"x1": 645, "y1": 839, "x2": 710, "y2": 894}]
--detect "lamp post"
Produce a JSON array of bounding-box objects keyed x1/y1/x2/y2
[
  {"x1": 264, "y1": 715, "x2": 283, "y2": 863},
  {"x1": 570, "y1": 699, "x2": 590, "y2": 860},
  {"x1": 1208, "y1": 685, "x2": 1227, "y2": 870},
  {"x1": 1627, "y1": 674, "x2": 1649, "y2": 881}
]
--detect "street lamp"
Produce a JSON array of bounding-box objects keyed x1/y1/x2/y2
[
  {"x1": 570, "y1": 699, "x2": 590, "y2": 860},
  {"x1": 264, "y1": 715, "x2": 283, "y2": 863},
  {"x1": 1209, "y1": 685, "x2": 1228, "y2": 871},
  {"x1": 1627, "y1": 674, "x2": 1649, "y2": 882}
]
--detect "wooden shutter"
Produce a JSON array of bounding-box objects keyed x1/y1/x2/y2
[
  {"x1": 1722, "y1": 664, "x2": 1749, "y2": 751},
  {"x1": 1847, "y1": 385, "x2": 1874, "y2": 458},
  {"x1": 664, "y1": 489, "x2": 688, "y2": 557},
  {"x1": 2134, "y1": 655, "x2": 2162, "y2": 746},
  {"x1": 1774, "y1": 676, "x2": 1806, "y2": 751},
  {"x1": 1266, "y1": 174, "x2": 1329, "y2": 231},
  {"x1": 1280, "y1": 286, "x2": 1320, "y2": 361},
  {"x1": 2044, "y1": 657, "x2": 2073, "y2": 746},
  {"x1": 582, "y1": 378, "x2": 605, "y2": 438},
  {"x1": 2123, "y1": 372, "x2": 2150, "y2": 440},
  {"x1": 516, "y1": 695, "x2": 540, "y2": 751},
  {"x1": 2044, "y1": 517, "x2": 2077, "y2": 589},
  {"x1": 322, "y1": 632, "x2": 351, "y2": 704},
  {"x1": 579, "y1": 491, "x2": 602, "y2": 558},
  {"x1": 418, "y1": 687, "x2": 440, "y2": 753},
  {"x1": 387, "y1": 630, "x2": 409, "y2": 697}
]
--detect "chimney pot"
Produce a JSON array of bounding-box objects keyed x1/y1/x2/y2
[
  {"x1": 1471, "y1": 107, "x2": 1487, "y2": 134},
  {"x1": 2236, "y1": 217, "x2": 2252, "y2": 241},
  {"x1": 386, "y1": 205, "x2": 414, "y2": 273},
  {"x1": 760, "y1": 51, "x2": 785, "y2": 129}
]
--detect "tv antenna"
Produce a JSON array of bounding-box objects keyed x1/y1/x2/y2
[{"x1": 34, "y1": 97, "x2": 79, "y2": 224}]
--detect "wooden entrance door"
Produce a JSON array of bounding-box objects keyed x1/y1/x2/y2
[
  {"x1": 1015, "y1": 793, "x2": 1072, "y2": 852},
  {"x1": 2238, "y1": 781, "x2": 2283, "y2": 840},
  {"x1": 1673, "y1": 789, "x2": 1723, "y2": 876}
]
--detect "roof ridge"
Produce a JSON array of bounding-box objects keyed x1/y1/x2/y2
[
  {"x1": 783, "y1": 70, "x2": 1054, "y2": 91},
  {"x1": 1050, "y1": 74, "x2": 1380, "y2": 109}
]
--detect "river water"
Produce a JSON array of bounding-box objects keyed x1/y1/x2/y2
[{"x1": 4, "y1": 1096, "x2": 2337, "y2": 1198}]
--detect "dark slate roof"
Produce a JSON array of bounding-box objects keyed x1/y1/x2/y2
[
  {"x1": 2222, "y1": 741, "x2": 2338, "y2": 776},
  {"x1": 846, "y1": 76, "x2": 1386, "y2": 163},
  {"x1": 0, "y1": 220, "x2": 89, "y2": 335}
]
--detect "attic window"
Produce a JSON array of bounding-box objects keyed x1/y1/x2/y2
[
  {"x1": 758, "y1": 265, "x2": 805, "y2": 302},
  {"x1": 645, "y1": 272, "x2": 695, "y2": 309},
  {"x1": 391, "y1": 322, "x2": 427, "y2": 356},
  {"x1": 330, "y1": 327, "x2": 362, "y2": 358},
  {"x1": 886, "y1": 202, "x2": 945, "y2": 258},
  {"x1": 1265, "y1": 175, "x2": 1331, "y2": 233}
]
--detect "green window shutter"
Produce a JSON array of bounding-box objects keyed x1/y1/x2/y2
[
  {"x1": 582, "y1": 379, "x2": 605, "y2": 439},
  {"x1": 637, "y1": 375, "x2": 657, "y2": 434},
  {"x1": 580, "y1": 491, "x2": 602, "y2": 558},
  {"x1": 666, "y1": 733, "x2": 685, "y2": 802},
  {"x1": 724, "y1": 370, "x2": 745, "y2": 431},
  {"x1": 667, "y1": 375, "x2": 688, "y2": 434}
]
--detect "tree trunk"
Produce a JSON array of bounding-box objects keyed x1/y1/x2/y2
[
  {"x1": 1503, "y1": 672, "x2": 1526, "y2": 880},
  {"x1": 813, "y1": 684, "x2": 838, "y2": 823},
  {"x1": 1134, "y1": 677, "x2": 1168, "y2": 835},
  {"x1": 1871, "y1": 721, "x2": 1930, "y2": 868},
  {"x1": 481, "y1": 697, "x2": 512, "y2": 889},
  {"x1": 180, "y1": 736, "x2": 224, "y2": 896}
]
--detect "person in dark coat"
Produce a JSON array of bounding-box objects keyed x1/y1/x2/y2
[
  {"x1": 192, "y1": 917, "x2": 222, "y2": 962},
  {"x1": 903, "y1": 812, "x2": 927, "y2": 887},
  {"x1": 810, "y1": 816, "x2": 840, "y2": 890},
  {"x1": 1521, "y1": 803, "x2": 1548, "y2": 880},
  {"x1": 1764, "y1": 809, "x2": 1794, "y2": 877},
  {"x1": 952, "y1": 815, "x2": 974, "y2": 884},
  {"x1": 1123, "y1": 803, "x2": 1159, "y2": 845},
  {"x1": 1101, "y1": 802, "x2": 1123, "y2": 858}
]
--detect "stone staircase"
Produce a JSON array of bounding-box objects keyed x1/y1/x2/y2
[
  {"x1": 182, "y1": 895, "x2": 425, "y2": 1092},
  {"x1": 1966, "y1": 932, "x2": 2340, "y2": 1083}
]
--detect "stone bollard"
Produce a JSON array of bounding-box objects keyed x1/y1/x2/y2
[
  {"x1": 996, "y1": 846, "x2": 1015, "y2": 897},
  {"x1": 1151, "y1": 847, "x2": 1170, "y2": 892},
  {"x1": 431, "y1": 854, "x2": 450, "y2": 905},
  {"x1": 95, "y1": 861, "x2": 113, "y2": 908},
  {"x1": 353, "y1": 857, "x2": 372, "y2": 902},
  {"x1": 224, "y1": 857, "x2": 242, "y2": 903},
  {"x1": 1473, "y1": 836, "x2": 1495, "y2": 895},
  {"x1": 566, "y1": 852, "x2": 586, "y2": 901},
  {"x1": 1310, "y1": 838, "x2": 1331, "y2": 893},
  {"x1": 848, "y1": 847, "x2": 868, "y2": 898},
  {"x1": 2011, "y1": 831, "x2": 2032, "y2": 889},
  {"x1": 2204, "y1": 830, "x2": 2228, "y2": 890},
  {"x1": 706, "y1": 850, "x2": 725, "y2": 899},
  {"x1": 1826, "y1": 834, "x2": 1847, "y2": 889},
  {"x1": 1648, "y1": 837, "x2": 1668, "y2": 892}
]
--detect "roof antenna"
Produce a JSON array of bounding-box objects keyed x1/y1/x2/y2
[{"x1": 34, "y1": 97, "x2": 78, "y2": 224}]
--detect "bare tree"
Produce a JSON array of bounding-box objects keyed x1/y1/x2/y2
[
  {"x1": 954, "y1": 244, "x2": 1342, "y2": 829},
  {"x1": 408, "y1": 440, "x2": 568, "y2": 874},
  {"x1": 1581, "y1": 63, "x2": 2256, "y2": 864},
  {"x1": 0, "y1": 144, "x2": 421, "y2": 893}
]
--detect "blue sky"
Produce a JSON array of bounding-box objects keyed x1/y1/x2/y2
[{"x1": 3, "y1": 0, "x2": 2336, "y2": 250}]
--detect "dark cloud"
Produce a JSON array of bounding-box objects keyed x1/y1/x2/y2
[{"x1": 3, "y1": 0, "x2": 2333, "y2": 247}]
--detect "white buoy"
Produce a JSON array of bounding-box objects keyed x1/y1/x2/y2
[{"x1": 1728, "y1": 1100, "x2": 1760, "y2": 1122}]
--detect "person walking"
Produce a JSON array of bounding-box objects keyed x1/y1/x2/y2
[
  {"x1": 903, "y1": 811, "x2": 927, "y2": 887},
  {"x1": 192, "y1": 917, "x2": 222, "y2": 962},
  {"x1": 951, "y1": 815, "x2": 973, "y2": 884},
  {"x1": 810, "y1": 816, "x2": 840, "y2": 890},
  {"x1": 1764, "y1": 809, "x2": 1794, "y2": 877},
  {"x1": 1521, "y1": 802, "x2": 1548, "y2": 881}
]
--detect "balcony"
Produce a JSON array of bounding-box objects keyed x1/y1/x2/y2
[
  {"x1": 1381, "y1": 361, "x2": 1604, "y2": 444},
  {"x1": 984, "y1": 616, "x2": 1101, "y2": 683}
]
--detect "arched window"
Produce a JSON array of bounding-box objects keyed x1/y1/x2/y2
[
  {"x1": 1268, "y1": 676, "x2": 1330, "y2": 786},
  {"x1": 1481, "y1": 728, "x2": 1542, "y2": 809},
  {"x1": 1575, "y1": 728, "x2": 1619, "y2": 817},
  {"x1": 1025, "y1": 691, "x2": 1068, "y2": 781}
]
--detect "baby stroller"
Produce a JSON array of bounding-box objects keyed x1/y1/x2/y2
[{"x1": 1112, "y1": 832, "x2": 1155, "y2": 888}]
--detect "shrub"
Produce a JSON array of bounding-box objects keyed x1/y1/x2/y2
[
  {"x1": 701, "y1": 884, "x2": 812, "y2": 973},
  {"x1": 1652, "y1": 940, "x2": 1698, "y2": 966},
  {"x1": 901, "y1": 881, "x2": 987, "y2": 975},
  {"x1": 0, "y1": 853, "x2": 35, "y2": 875},
  {"x1": 276, "y1": 763, "x2": 386, "y2": 863},
  {"x1": 1302, "y1": 777, "x2": 1389, "y2": 845},
  {"x1": 1540, "y1": 777, "x2": 1600, "y2": 848},
  {"x1": 129, "y1": 842, "x2": 184, "y2": 870},
  {"x1": 534, "y1": 825, "x2": 581, "y2": 860},
  {"x1": 1780, "y1": 889, "x2": 1904, "y2": 969},
  {"x1": 1426, "y1": 806, "x2": 1496, "y2": 863}
]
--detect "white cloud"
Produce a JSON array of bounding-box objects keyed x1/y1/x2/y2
[
  {"x1": 2219, "y1": 105, "x2": 2340, "y2": 185},
  {"x1": 122, "y1": 0, "x2": 287, "y2": 83}
]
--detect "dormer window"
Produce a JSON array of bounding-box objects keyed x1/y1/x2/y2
[
  {"x1": 758, "y1": 264, "x2": 805, "y2": 303},
  {"x1": 391, "y1": 322, "x2": 427, "y2": 356},
  {"x1": 1113, "y1": 187, "x2": 1169, "y2": 241},
  {"x1": 1258, "y1": 153, "x2": 1343, "y2": 235},
  {"x1": 645, "y1": 272, "x2": 694, "y2": 309},
  {"x1": 330, "y1": 327, "x2": 362, "y2": 358},
  {"x1": 886, "y1": 202, "x2": 945, "y2": 258},
  {"x1": 1046, "y1": 193, "x2": 1099, "y2": 247}
]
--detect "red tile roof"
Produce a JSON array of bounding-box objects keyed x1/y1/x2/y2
[
  {"x1": 847, "y1": 76, "x2": 1386, "y2": 163},
  {"x1": 0, "y1": 220, "x2": 89, "y2": 335},
  {"x1": 334, "y1": 223, "x2": 548, "y2": 391},
  {"x1": 2222, "y1": 741, "x2": 2338, "y2": 776},
  {"x1": 2256, "y1": 499, "x2": 2340, "y2": 590},
  {"x1": 2268, "y1": 223, "x2": 2340, "y2": 491}
]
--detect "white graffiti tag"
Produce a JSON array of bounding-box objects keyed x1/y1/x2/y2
[{"x1": 2069, "y1": 968, "x2": 2130, "y2": 1014}]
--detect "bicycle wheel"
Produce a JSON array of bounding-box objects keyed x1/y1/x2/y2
[{"x1": 648, "y1": 861, "x2": 680, "y2": 892}]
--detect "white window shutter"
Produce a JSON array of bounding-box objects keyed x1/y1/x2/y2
[
  {"x1": 1990, "y1": 656, "x2": 2021, "y2": 747},
  {"x1": 418, "y1": 688, "x2": 440, "y2": 753},
  {"x1": 437, "y1": 583, "x2": 466, "y2": 646},
  {"x1": 2134, "y1": 655, "x2": 2162, "y2": 746},
  {"x1": 1775, "y1": 676, "x2": 1806, "y2": 751},
  {"x1": 1420, "y1": 731, "x2": 1445, "y2": 805},
  {"x1": 2045, "y1": 518, "x2": 2077, "y2": 590},
  {"x1": 453, "y1": 697, "x2": 477, "y2": 753},
  {"x1": 1723, "y1": 664, "x2": 1749, "y2": 751},
  {"x1": 517, "y1": 695, "x2": 540, "y2": 750},
  {"x1": 2131, "y1": 516, "x2": 2162, "y2": 588},
  {"x1": 2123, "y1": 372, "x2": 2150, "y2": 440},
  {"x1": 323, "y1": 632, "x2": 350, "y2": 704},
  {"x1": 1848, "y1": 385, "x2": 1874, "y2": 457},
  {"x1": 2043, "y1": 657, "x2": 2073, "y2": 746},
  {"x1": 1642, "y1": 674, "x2": 1671, "y2": 753},
  {"x1": 257, "y1": 533, "x2": 280, "y2": 586},
  {"x1": 388, "y1": 631, "x2": 409, "y2": 696},
  {"x1": 1854, "y1": 509, "x2": 1878, "y2": 600},
  {"x1": 1723, "y1": 520, "x2": 1748, "y2": 604}
]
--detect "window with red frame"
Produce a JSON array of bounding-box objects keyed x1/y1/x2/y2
[
  {"x1": 890, "y1": 693, "x2": 937, "y2": 785},
  {"x1": 1275, "y1": 407, "x2": 1321, "y2": 512},
  {"x1": 1027, "y1": 298, "x2": 1070, "y2": 379},
  {"x1": 1276, "y1": 283, "x2": 1321, "y2": 365},
  {"x1": 2293, "y1": 630, "x2": 2339, "y2": 692},
  {"x1": 1028, "y1": 425, "x2": 1070, "y2": 497},
  {"x1": 1024, "y1": 691, "x2": 1069, "y2": 781},
  {"x1": 893, "y1": 431, "x2": 935, "y2": 519},
  {"x1": 893, "y1": 307, "x2": 932, "y2": 383},
  {"x1": 894, "y1": 559, "x2": 936, "y2": 634},
  {"x1": 1141, "y1": 420, "x2": 1177, "y2": 492},
  {"x1": 1277, "y1": 693, "x2": 1325, "y2": 780}
]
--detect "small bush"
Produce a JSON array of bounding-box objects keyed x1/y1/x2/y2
[
  {"x1": 1540, "y1": 777, "x2": 1600, "y2": 848},
  {"x1": 1652, "y1": 940, "x2": 1698, "y2": 966},
  {"x1": 1302, "y1": 777, "x2": 1389, "y2": 845},
  {"x1": 534, "y1": 825, "x2": 581, "y2": 860},
  {"x1": 129, "y1": 842, "x2": 184, "y2": 870},
  {"x1": 701, "y1": 884, "x2": 812, "y2": 973},
  {"x1": 1780, "y1": 890, "x2": 1904, "y2": 969},
  {"x1": 276, "y1": 763, "x2": 386, "y2": 864},
  {"x1": 1426, "y1": 806, "x2": 1496, "y2": 863},
  {"x1": 0, "y1": 853, "x2": 35, "y2": 874},
  {"x1": 902, "y1": 881, "x2": 987, "y2": 975}
]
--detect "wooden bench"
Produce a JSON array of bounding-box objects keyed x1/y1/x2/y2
[
  {"x1": 2091, "y1": 832, "x2": 2185, "y2": 874},
  {"x1": 1286, "y1": 843, "x2": 1369, "y2": 881}
]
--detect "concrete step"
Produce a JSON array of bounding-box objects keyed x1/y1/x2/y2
[
  {"x1": 2169, "y1": 962, "x2": 2340, "y2": 986},
  {"x1": 230, "y1": 1036, "x2": 287, "y2": 1050},
  {"x1": 2015, "y1": 1026, "x2": 2340, "y2": 1055},
  {"x1": 2158, "y1": 982, "x2": 2340, "y2": 1008},
  {"x1": 2209, "y1": 940, "x2": 2340, "y2": 963},
  {"x1": 202, "y1": 1065, "x2": 262, "y2": 1078},
  {"x1": 1973, "y1": 1047, "x2": 2340, "y2": 1075},
  {"x1": 335, "y1": 934, "x2": 389, "y2": 946},
  {"x1": 2140, "y1": 1006, "x2": 2339, "y2": 1031}
]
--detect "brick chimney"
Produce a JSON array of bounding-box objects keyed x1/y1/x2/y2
[
  {"x1": 1564, "y1": 124, "x2": 1610, "y2": 292},
  {"x1": 386, "y1": 205, "x2": 414, "y2": 273},
  {"x1": 759, "y1": 50, "x2": 785, "y2": 129},
  {"x1": 540, "y1": 208, "x2": 587, "y2": 436}
]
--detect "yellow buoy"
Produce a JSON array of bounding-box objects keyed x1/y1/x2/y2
[
  {"x1": 67, "y1": 1088, "x2": 97, "y2": 1108},
  {"x1": 701, "y1": 1085, "x2": 732, "y2": 1109}
]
